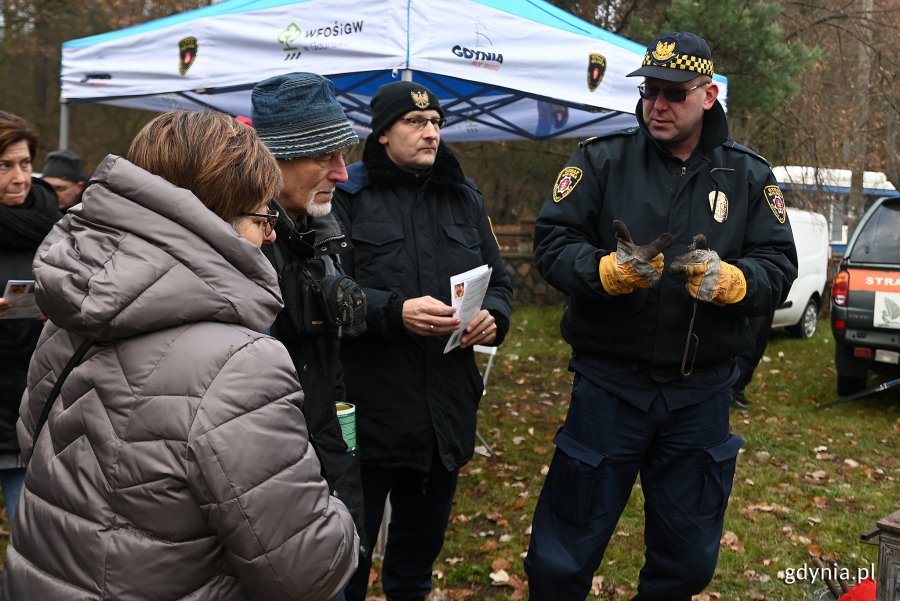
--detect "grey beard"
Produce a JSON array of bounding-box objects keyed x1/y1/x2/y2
[{"x1": 305, "y1": 198, "x2": 332, "y2": 218}]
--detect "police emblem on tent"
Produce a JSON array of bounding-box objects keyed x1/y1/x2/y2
[
  {"x1": 587, "y1": 53, "x2": 606, "y2": 91},
  {"x1": 179, "y1": 37, "x2": 198, "y2": 76}
]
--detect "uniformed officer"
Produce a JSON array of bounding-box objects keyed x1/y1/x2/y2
[{"x1": 524, "y1": 32, "x2": 798, "y2": 601}]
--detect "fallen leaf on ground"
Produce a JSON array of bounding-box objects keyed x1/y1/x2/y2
[
  {"x1": 721, "y1": 531, "x2": 746, "y2": 553},
  {"x1": 590, "y1": 575, "x2": 604, "y2": 595},
  {"x1": 806, "y1": 470, "x2": 828, "y2": 482}
]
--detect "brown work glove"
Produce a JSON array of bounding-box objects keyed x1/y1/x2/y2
[
  {"x1": 669, "y1": 234, "x2": 747, "y2": 305},
  {"x1": 598, "y1": 220, "x2": 674, "y2": 295}
]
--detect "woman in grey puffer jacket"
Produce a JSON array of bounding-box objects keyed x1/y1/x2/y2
[{"x1": 0, "y1": 112, "x2": 358, "y2": 601}]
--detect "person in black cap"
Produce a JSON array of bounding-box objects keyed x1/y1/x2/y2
[
  {"x1": 251, "y1": 72, "x2": 367, "y2": 594},
  {"x1": 524, "y1": 32, "x2": 797, "y2": 600},
  {"x1": 41, "y1": 149, "x2": 85, "y2": 211},
  {"x1": 331, "y1": 81, "x2": 512, "y2": 601}
]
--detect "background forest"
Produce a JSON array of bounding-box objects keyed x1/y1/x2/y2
[{"x1": 0, "y1": 0, "x2": 897, "y2": 226}]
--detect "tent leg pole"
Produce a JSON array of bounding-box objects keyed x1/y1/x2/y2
[
  {"x1": 59, "y1": 101, "x2": 70, "y2": 150},
  {"x1": 401, "y1": 69, "x2": 412, "y2": 82}
]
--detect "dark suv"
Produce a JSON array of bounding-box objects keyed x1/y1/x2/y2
[{"x1": 831, "y1": 196, "x2": 900, "y2": 396}]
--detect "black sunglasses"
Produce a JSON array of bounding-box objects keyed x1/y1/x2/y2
[
  {"x1": 239, "y1": 210, "x2": 279, "y2": 237},
  {"x1": 638, "y1": 81, "x2": 710, "y2": 103}
]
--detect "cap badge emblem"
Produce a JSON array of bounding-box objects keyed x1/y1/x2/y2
[
  {"x1": 651, "y1": 40, "x2": 676, "y2": 63},
  {"x1": 411, "y1": 90, "x2": 430, "y2": 109}
]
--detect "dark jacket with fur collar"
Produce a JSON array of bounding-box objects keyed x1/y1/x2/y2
[
  {"x1": 333, "y1": 137, "x2": 512, "y2": 472},
  {"x1": 0, "y1": 178, "x2": 61, "y2": 452}
]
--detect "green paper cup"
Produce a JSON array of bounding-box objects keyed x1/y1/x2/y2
[{"x1": 335, "y1": 402, "x2": 357, "y2": 451}]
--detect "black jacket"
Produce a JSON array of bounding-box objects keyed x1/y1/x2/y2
[
  {"x1": 534, "y1": 100, "x2": 798, "y2": 373},
  {"x1": 333, "y1": 138, "x2": 513, "y2": 472},
  {"x1": 262, "y1": 208, "x2": 367, "y2": 555},
  {"x1": 0, "y1": 178, "x2": 61, "y2": 451}
]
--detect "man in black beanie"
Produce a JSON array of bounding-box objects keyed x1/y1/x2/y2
[
  {"x1": 332, "y1": 81, "x2": 512, "y2": 601},
  {"x1": 41, "y1": 149, "x2": 85, "y2": 211}
]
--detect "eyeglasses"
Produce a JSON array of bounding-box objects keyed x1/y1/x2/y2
[
  {"x1": 239, "y1": 210, "x2": 279, "y2": 237},
  {"x1": 399, "y1": 116, "x2": 445, "y2": 131},
  {"x1": 637, "y1": 81, "x2": 710, "y2": 103}
]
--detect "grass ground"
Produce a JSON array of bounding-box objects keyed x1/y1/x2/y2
[
  {"x1": 2, "y1": 305, "x2": 897, "y2": 601},
  {"x1": 404, "y1": 305, "x2": 899, "y2": 601}
]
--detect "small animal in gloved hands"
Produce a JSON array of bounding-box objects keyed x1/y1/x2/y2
[
  {"x1": 598, "y1": 220, "x2": 674, "y2": 295},
  {"x1": 669, "y1": 233, "x2": 747, "y2": 306}
]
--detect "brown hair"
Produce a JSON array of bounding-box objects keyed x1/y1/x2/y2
[
  {"x1": 0, "y1": 111, "x2": 38, "y2": 158},
  {"x1": 128, "y1": 111, "x2": 282, "y2": 222}
]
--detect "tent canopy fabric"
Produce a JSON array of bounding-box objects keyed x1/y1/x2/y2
[{"x1": 61, "y1": 0, "x2": 728, "y2": 142}]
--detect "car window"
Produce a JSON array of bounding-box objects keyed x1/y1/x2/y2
[{"x1": 848, "y1": 199, "x2": 900, "y2": 264}]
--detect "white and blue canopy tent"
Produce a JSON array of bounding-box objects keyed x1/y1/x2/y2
[{"x1": 59, "y1": 0, "x2": 728, "y2": 146}]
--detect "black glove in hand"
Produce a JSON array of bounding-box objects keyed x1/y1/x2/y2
[{"x1": 598, "y1": 220, "x2": 674, "y2": 295}]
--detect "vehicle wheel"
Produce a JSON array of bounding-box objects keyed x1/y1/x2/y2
[
  {"x1": 837, "y1": 374, "x2": 867, "y2": 397},
  {"x1": 789, "y1": 298, "x2": 819, "y2": 339}
]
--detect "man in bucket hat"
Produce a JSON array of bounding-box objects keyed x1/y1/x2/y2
[
  {"x1": 525, "y1": 32, "x2": 797, "y2": 600},
  {"x1": 251, "y1": 73, "x2": 367, "y2": 593},
  {"x1": 332, "y1": 81, "x2": 512, "y2": 601}
]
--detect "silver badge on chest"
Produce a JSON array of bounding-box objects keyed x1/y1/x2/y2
[{"x1": 708, "y1": 190, "x2": 728, "y2": 223}]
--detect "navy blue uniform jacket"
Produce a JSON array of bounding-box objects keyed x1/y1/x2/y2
[{"x1": 534, "y1": 100, "x2": 798, "y2": 377}]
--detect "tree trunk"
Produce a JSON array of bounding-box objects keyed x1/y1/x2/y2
[{"x1": 845, "y1": 0, "x2": 874, "y2": 232}]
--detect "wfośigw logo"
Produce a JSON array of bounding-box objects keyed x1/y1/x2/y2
[{"x1": 278, "y1": 23, "x2": 303, "y2": 61}]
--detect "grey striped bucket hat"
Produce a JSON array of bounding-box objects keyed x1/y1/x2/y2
[{"x1": 251, "y1": 72, "x2": 358, "y2": 159}]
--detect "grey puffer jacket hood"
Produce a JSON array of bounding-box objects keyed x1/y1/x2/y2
[
  {"x1": 33, "y1": 155, "x2": 283, "y2": 341},
  {"x1": 1, "y1": 156, "x2": 358, "y2": 601}
]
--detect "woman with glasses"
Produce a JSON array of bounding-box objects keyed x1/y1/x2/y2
[
  {"x1": 0, "y1": 112, "x2": 62, "y2": 526},
  {"x1": 1, "y1": 111, "x2": 358, "y2": 601}
]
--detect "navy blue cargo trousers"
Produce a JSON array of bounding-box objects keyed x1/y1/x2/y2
[{"x1": 524, "y1": 372, "x2": 743, "y2": 601}]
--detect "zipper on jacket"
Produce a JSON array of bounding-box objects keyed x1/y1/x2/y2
[{"x1": 681, "y1": 164, "x2": 687, "y2": 176}]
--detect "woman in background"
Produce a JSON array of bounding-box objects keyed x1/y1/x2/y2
[
  {"x1": 1, "y1": 111, "x2": 358, "y2": 601},
  {"x1": 0, "y1": 111, "x2": 61, "y2": 523}
]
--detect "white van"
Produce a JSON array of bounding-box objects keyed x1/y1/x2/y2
[{"x1": 771, "y1": 208, "x2": 830, "y2": 338}]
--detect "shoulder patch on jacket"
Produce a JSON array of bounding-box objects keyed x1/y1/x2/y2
[
  {"x1": 764, "y1": 185, "x2": 788, "y2": 224},
  {"x1": 723, "y1": 140, "x2": 772, "y2": 167},
  {"x1": 553, "y1": 166, "x2": 583, "y2": 202},
  {"x1": 579, "y1": 126, "x2": 639, "y2": 147}
]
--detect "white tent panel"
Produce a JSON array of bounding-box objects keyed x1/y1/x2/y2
[
  {"x1": 62, "y1": 0, "x2": 406, "y2": 101},
  {"x1": 60, "y1": 0, "x2": 728, "y2": 143},
  {"x1": 406, "y1": 0, "x2": 645, "y2": 115}
]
